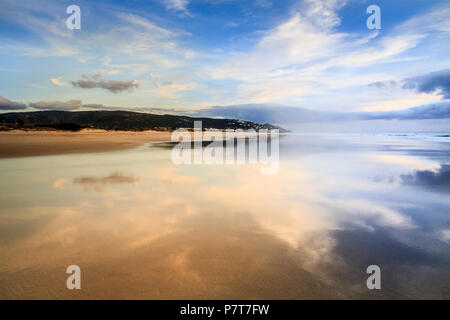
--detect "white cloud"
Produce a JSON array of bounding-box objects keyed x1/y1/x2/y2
[
  {"x1": 163, "y1": 0, "x2": 191, "y2": 15},
  {"x1": 1, "y1": 0, "x2": 449, "y2": 112},
  {"x1": 205, "y1": 0, "x2": 449, "y2": 108},
  {"x1": 0, "y1": 2, "x2": 195, "y2": 77},
  {"x1": 395, "y1": 3, "x2": 450, "y2": 34},
  {"x1": 209, "y1": 13, "x2": 345, "y2": 81},
  {"x1": 299, "y1": 0, "x2": 346, "y2": 29}
]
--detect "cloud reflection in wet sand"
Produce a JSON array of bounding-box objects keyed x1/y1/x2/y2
[
  {"x1": 73, "y1": 172, "x2": 138, "y2": 192},
  {"x1": 401, "y1": 165, "x2": 450, "y2": 192},
  {"x1": 0, "y1": 134, "x2": 449, "y2": 299}
]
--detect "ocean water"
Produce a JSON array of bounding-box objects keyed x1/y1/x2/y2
[{"x1": 0, "y1": 132, "x2": 449, "y2": 299}]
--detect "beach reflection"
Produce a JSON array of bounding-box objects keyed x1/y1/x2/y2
[{"x1": 0, "y1": 134, "x2": 449, "y2": 299}]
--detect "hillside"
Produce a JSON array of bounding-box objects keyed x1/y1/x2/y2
[{"x1": 0, "y1": 110, "x2": 285, "y2": 132}]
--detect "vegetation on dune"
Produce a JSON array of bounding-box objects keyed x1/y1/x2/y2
[{"x1": 0, "y1": 110, "x2": 286, "y2": 132}]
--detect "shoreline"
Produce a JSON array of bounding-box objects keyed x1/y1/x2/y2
[{"x1": 0, "y1": 129, "x2": 173, "y2": 158}]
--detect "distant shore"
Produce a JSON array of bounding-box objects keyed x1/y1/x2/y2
[{"x1": 0, "y1": 129, "x2": 172, "y2": 158}]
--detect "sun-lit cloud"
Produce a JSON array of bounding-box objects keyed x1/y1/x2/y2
[
  {"x1": 50, "y1": 76, "x2": 67, "y2": 87},
  {"x1": 361, "y1": 92, "x2": 441, "y2": 112},
  {"x1": 151, "y1": 83, "x2": 196, "y2": 99}
]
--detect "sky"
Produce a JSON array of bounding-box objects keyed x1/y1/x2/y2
[{"x1": 0, "y1": 0, "x2": 449, "y2": 123}]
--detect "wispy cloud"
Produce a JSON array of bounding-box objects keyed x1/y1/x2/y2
[
  {"x1": 205, "y1": 0, "x2": 448, "y2": 109},
  {"x1": 117, "y1": 12, "x2": 177, "y2": 37},
  {"x1": 163, "y1": 0, "x2": 191, "y2": 15},
  {"x1": 151, "y1": 83, "x2": 196, "y2": 99},
  {"x1": 0, "y1": 0, "x2": 449, "y2": 114}
]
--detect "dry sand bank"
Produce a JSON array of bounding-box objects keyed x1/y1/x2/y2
[{"x1": 0, "y1": 129, "x2": 172, "y2": 158}]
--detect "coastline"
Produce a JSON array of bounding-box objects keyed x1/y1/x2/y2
[{"x1": 0, "y1": 129, "x2": 172, "y2": 158}]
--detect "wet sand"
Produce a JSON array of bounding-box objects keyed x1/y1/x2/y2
[
  {"x1": 0, "y1": 129, "x2": 172, "y2": 158},
  {"x1": 0, "y1": 133, "x2": 449, "y2": 299}
]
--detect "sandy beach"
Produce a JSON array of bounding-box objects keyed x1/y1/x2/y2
[{"x1": 0, "y1": 129, "x2": 172, "y2": 158}]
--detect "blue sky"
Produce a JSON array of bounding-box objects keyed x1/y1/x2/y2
[{"x1": 0, "y1": 0, "x2": 449, "y2": 116}]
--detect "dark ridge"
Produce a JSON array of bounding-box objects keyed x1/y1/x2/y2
[{"x1": 0, "y1": 110, "x2": 287, "y2": 132}]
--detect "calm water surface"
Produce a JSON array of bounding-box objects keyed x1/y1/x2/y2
[{"x1": 0, "y1": 133, "x2": 449, "y2": 299}]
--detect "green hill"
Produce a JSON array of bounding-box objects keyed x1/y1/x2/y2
[{"x1": 0, "y1": 110, "x2": 285, "y2": 132}]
